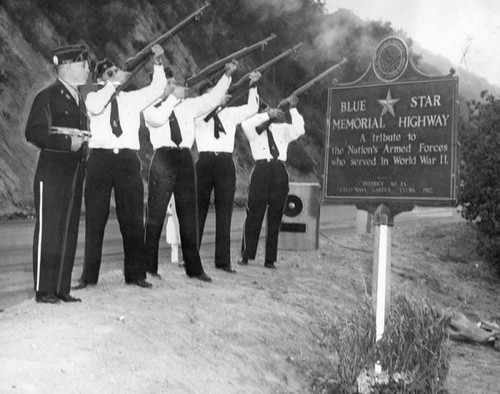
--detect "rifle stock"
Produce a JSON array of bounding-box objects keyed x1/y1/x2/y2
[
  {"x1": 203, "y1": 43, "x2": 302, "y2": 123},
  {"x1": 185, "y1": 34, "x2": 276, "y2": 88},
  {"x1": 255, "y1": 57, "x2": 347, "y2": 133}
]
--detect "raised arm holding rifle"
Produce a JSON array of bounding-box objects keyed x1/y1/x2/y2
[
  {"x1": 203, "y1": 42, "x2": 302, "y2": 123},
  {"x1": 138, "y1": 34, "x2": 276, "y2": 114},
  {"x1": 100, "y1": 2, "x2": 211, "y2": 112},
  {"x1": 255, "y1": 57, "x2": 347, "y2": 133},
  {"x1": 74, "y1": 44, "x2": 167, "y2": 291}
]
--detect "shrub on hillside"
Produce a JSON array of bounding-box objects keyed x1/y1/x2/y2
[
  {"x1": 460, "y1": 91, "x2": 500, "y2": 273},
  {"x1": 313, "y1": 295, "x2": 451, "y2": 393}
]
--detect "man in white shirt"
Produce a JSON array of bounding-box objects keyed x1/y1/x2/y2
[
  {"x1": 74, "y1": 44, "x2": 166, "y2": 289},
  {"x1": 238, "y1": 96, "x2": 305, "y2": 269},
  {"x1": 194, "y1": 72, "x2": 261, "y2": 273},
  {"x1": 143, "y1": 61, "x2": 237, "y2": 283}
]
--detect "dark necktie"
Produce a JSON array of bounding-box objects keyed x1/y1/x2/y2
[
  {"x1": 266, "y1": 128, "x2": 280, "y2": 160},
  {"x1": 110, "y1": 98, "x2": 123, "y2": 138},
  {"x1": 79, "y1": 94, "x2": 89, "y2": 158},
  {"x1": 169, "y1": 111, "x2": 182, "y2": 146},
  {"x1": 213, "y1": 113, "x2": 226, "y2": 139}
]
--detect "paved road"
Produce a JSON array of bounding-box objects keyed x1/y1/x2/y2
[{"x1": 0, "y1": 205, "x2": 457, "y2": 310}]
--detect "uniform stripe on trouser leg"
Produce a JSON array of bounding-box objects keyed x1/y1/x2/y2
[{"x1": 36, "y1": 181, "x2": 43, "y2": 292}]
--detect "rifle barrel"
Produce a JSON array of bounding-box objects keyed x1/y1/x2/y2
[
  {"x1": 287, "y1": 57, "x2": 347, "y2": 100},
  {"x1": 185, "y1": 34, "x2": 276, "y2": 87},
  {"x1": 100, "y1": 3, "x2": 210, "y2": 113},
  {"x1": 125, "y1": 2, "x2": 211, "y2": 71},
  {"x1": 228, "y1": 43, "x2": 302, "y2": 94}
]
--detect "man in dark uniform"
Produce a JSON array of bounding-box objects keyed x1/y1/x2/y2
[
  {"x1": 194, "y1": 71, "x2": 261, "y2": 273},
  {"x1": 142, "y1": 61, "x2": 238, "y2": 283},
  {"x1": 73, "y1": 44, "x2": 166, "y2": 290},
  {"x1": 238, "y1": 96, "x2": 305, "y2": 269},
  {"x1": 25, "y1": 44, "x2": 90, "y2": 303}
]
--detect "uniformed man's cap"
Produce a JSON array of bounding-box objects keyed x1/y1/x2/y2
[
  {"x1": 52, "y1": 44, "x2": 89, "y2": 66},
  {"x1": 95, "y1": 58, "x2": 116, "y2": 79}
]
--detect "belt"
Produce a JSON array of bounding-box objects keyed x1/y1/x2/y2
[
  {"x1": 199, "y1": 151, "x2": 232, "y2": 157},
  {"x1": 91, "y1": 148, "x2": 136, "y2": 155},
  {"x1": 255, "y1": 159, "x2": 285, "y2": 164},
  {"x1": 158, "y1": 146, "x2": 190, "y2": 151}
]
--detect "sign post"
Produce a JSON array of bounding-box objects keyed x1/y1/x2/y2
[
  {"x1": 372, "y1": 205, "x2": 393, "y2": 341},
  {"x1": 323, "y1": 37, "x2": 459, "y2": 357}
]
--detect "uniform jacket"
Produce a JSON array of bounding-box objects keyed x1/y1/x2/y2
[{"x1": 25, "y1": 78, "x2": 88, "y2": 156}]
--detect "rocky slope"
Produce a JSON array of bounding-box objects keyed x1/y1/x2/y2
[{"x1": 0, "y1": 0, "x2": 498, "y2": 217}]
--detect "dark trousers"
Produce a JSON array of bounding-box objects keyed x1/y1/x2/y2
[
  {"x1": 144, "y1": 147, "x2": 204, "y2": 277},
  {"x1": 32, "y1": 152, "x2": 84, "y2": 295},
  {"x1": 196, "y1": 152, "x2": 236, "y2": 268},
  {"x1": 241, "y1": 160, "x2": 289, "y2": 264},
  {"x1": 82, "y1": 149, "x2": 146, "y2": 283}
]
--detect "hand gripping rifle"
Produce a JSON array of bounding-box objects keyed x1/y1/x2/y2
[
  {"x1": 184, "y1": 34, "x2": 276, "y2": 90},
  {"x1": 101, "y1": 2, "x2": 210, "y2": 111},
  {"x1": 255, "y1": 57, "x2": 347, "y2": 134},
  {"x1": 203, "y1": 43, "x2": 302, "y2": 122}
]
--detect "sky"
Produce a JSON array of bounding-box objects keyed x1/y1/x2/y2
[{"x1": 325, "y1": 0, "x2": 500, "y2": 87}]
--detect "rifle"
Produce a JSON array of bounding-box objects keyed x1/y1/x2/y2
[
  {"x1": 184, "y1": 34, "x2": 276, "y2": 89},
  {"x1": 255, "y1": 57, "x2": 347, "y2": 133},
  {"x1": 101, "y1": 2, "x2": 210, "y2": 111},
  {"x1": 203, "y1": 43, "x2": 302, "y2": 122}
]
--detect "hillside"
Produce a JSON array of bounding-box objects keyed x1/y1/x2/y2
[
  {"x1": 412, "y1": 43, "x2": 500, "y2": 106},
  {"x1": 1, "y1": 0, "x2": 499, "y2": 216}
]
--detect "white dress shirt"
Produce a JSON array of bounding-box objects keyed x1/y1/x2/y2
[
  {"x1": 241, "y1": 108, "x2": 305, "y2": 161},
  {"x1": 194, "y1": 87, "x2": 259, "y2": 153},
  {"x1": 86, "y1": 64, "x2": 166, "y2": 150},
  {"x1": 144, "y1": 74, "x2": 232, "y2": 150}
]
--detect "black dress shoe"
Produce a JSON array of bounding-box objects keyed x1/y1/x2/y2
[
  {"x1": 56, "y1": 293, "x2": 82, "y2": 302},
  {"x1": 149, "y1": 272, "x2": 162, "y2": 280},
  {"x1": 193, "y1": 272, "x2": 213, "y2": 282},
  {"x1": 35, "y1": 293, "x2": 60, "y2": 304},
  {"x1": 216, "y1": 265, "x2": 237, "y2": 273},
  {"x1": 264, "y1": 261, "x2": 277, "y2": 269},
  {"x1": 237, "y1": 257, "x2": 249, "y2": 266},
  {"x1": 72, "y1": 279, "x2": 88, "y2": 290},
  {"x1": 126, "y1": 279, "x2": 153, "y2": 288}
]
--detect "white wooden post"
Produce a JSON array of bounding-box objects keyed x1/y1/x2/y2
[{"x1": 372, "y1": 204, "x2": 393, "y2": 373}]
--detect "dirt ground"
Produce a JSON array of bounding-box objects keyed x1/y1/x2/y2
[{"x1": 1, "y1": 213, "x2": 499, "y2": 393}]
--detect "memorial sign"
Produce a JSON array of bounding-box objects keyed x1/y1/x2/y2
[{"x1": 323, "y1": 37, "x2": 459, "y2": 206}]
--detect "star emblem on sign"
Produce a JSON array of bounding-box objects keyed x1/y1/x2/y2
[{"x1": 377, "y1": 88, "x2": 400, "y2": 117}]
